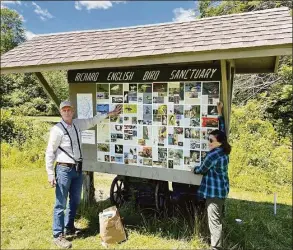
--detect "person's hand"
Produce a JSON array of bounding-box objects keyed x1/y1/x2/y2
[
  {"x1": 49, "y1": 178, "x2": 56, "y2": 188},
  {"x1": 217, "y1": 102, "x2": 223, "y2": 115},
  {"x1": 108, "y1": 105, "x2": 122, "y2": 117}
]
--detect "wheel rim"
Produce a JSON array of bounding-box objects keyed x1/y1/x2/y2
[
  {"x1": 155, "y1": 182, "x2": 168, "y2": 211},
  {"x1": 112, "y1": 179, "x2": 126, "y2": 206}
]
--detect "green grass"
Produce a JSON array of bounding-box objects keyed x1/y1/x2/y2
[
  {"x1": 1, "y1": 168, "x2": 292, "y2": 249},
  {"x1": 26, "y1": 116, "x2": 60, "y2": 123}
]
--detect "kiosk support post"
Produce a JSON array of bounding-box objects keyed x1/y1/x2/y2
[
  {"x1": 220, "y1": 60, "x2": 234, "y2": 137},
  {"x1": 82, "y1": 171, "x2": 95, "y2": 205}
]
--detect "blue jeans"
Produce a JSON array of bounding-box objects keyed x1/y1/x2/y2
[{"x1": 53, "y1": 164, "x2": 83, "y2": 238}]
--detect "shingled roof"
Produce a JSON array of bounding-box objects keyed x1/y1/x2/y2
[{"x1": 1, "y1": 7, "x2": 292, "y2": 73}]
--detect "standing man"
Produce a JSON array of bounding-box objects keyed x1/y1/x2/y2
[{"x1": 46, "y1": 101, "x2": 121, "y2": 249}]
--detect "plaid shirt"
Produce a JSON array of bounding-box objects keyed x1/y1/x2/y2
[{"x1": 194, "y1": 116, "x2": 229, "y2": 199}]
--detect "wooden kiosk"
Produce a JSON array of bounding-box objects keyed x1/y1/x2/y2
[{"x1": 1, "y1": 8, "x2": 292, "y2": 206}]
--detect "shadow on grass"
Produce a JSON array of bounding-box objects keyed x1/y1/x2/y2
[{"x1": 76, "y1": 197, "x2": 292, "y2": 250}]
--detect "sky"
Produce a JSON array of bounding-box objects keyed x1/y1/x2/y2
[{"x1": 1, "y1": 1, "x2": 200, "y2": 40}]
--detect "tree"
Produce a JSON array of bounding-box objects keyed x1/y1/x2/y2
[
  {"x1": 0, "y1": 7, "x2": 26, "y2": 55},
  {"x1": 0, "y1": 8, "x2": 68, "y2": 116},
  {"x1": 198, "y1": 0, "x2": 292, "y2": 18},
  {"x1": 197, "y1": 0, "x2": 293, "y2": 138}
]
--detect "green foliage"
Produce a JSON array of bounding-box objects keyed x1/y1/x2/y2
[
  {"x1": 264, "y1": 84, "x2": 293, "y2": 139},
  {"x1": 0, "y1": 8, "x2": 26, "y2": 55},
  {"x1": 0, "y1": 7, "x2": 68, "y2": 116},
  {"x1": 1, "y1": 109, "x2": 50, "y2": 169},
  {"x1": 229, "y1": 101, "x2": 292, "y2": 193},
  {"x1": 1, "y1": 71, "x2": 68, "y2": 116},
  {"x1": 198, "y1": 0, "x2": 292, "y2": 18},
  {"x1": 197, "y1": 1, "x2": 293, "y2": 139}
]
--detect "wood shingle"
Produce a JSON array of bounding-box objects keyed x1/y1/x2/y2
[{"x1": 1, "y1": 7, "x2": 292, "y2": 71}]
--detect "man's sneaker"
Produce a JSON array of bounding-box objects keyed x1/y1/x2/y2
[
  {"x1": 53, "y1": 234, "x2": 72, "y2": 249},
  {"x1": 64, "y1": 227, "x2": 82, "y2": 237}
]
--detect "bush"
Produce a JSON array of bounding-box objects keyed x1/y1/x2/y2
[
  {"x1": 229, "y1": 101, "x2": 292, "y2": 192},
  {"x1": 1, "y1": 109, "x2": 50, "y2": 169}
]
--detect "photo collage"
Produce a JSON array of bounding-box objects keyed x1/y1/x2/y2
[{"x1": 96, "y1": 82, "x2": 220, "y2": 171}]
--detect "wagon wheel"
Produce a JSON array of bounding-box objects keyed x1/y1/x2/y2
[
  {"x1": 110, "y1": 176, "x2": 128, "y2": 207},
  {"x1": 155, "y1": 181, "x2": 169, "y2": 212}
]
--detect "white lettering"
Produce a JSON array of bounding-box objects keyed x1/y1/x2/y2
[
  {"x1": 193, "y1": 69, "x2": 201, "y2": 79},
  {"x1": 75, "y1": 72, "x2": 99, "y2": 82},
  {"x1": 199, "y1": 69, "x2": 206, "y2": 78},
  {"x1": 204, "y1": 68, "x2": 212, "y2": 78},
  {"x1": 210, "y1": 69, "x2": 217, "y2": 78},
  {"x1": 170, "y1": 70, "x2": 176, "y2": 80},
  {"x1": 107, "y1": 71, "x2": 135, "y2": 81},
  {"x1": 143, "y1": 70, "x2": 160, "y2": 81},
  {"x1": 75, "y1": 73, "x2": 81, "y2": 82}
]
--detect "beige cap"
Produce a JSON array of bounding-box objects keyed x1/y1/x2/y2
[{"x1": 59, "y1": 100, "x2": 73, "y2": 110}]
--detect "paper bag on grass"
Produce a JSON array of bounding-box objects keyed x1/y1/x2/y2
[{"x1": 99, "y1": 206, "x2": 126, "y2": 245}]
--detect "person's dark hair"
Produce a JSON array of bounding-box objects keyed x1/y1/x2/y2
[{"x1": 209, "y1": 129, "x2": 231, "y2": 155}]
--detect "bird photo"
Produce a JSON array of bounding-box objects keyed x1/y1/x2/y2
[
  {"x1": 124, "y1": 104, "x2": 137, "y2": 114},
  {"x1": 153, "y1": 82, "x2": 167, "y2": 93},
  {"x1": 124, "y1": 92, "x2": 129, "y2": 103},
  {"x1": 110, "y1": 84, "x2": 123, "y2": 95},
  {"x1": 129, "y1": 84, "x2": 137, "y2": 92},
  {"x1": 202, "y1": 82, "x2": 219, "y2": 98},
  {"x1": 97, "y1": 84, "x2": 109, "y2": 93},
  {"x1": 115, "y1": 144, "x2": 123, "y2": 154},
  {"x1": 138, "y1": 84, "x2": 152, "y2": 93}
]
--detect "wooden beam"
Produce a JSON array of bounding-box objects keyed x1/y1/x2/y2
[
  {"x1": 220, "y1": 60, "x2": 230, "y2": 135},
  {"x1": 229, "y1": 66, "x2": 235, "y2": 120},
  {"x1": 274, "y1": 56, "x2": 280, "y2": 73},
  {"x1": 1, "y1": 45, "x2": 292, "y2": 75},
  {"x1": 34, "y1": 72, "x2": 60, "y2": 109}
]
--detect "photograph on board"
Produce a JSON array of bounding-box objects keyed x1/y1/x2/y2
[
  {"x1": 110, "y1": 124, "x2": 124, "y2": 144},
  {"x1": 128, "y1": 83, "x2": 138, "y2": 103},
  {"x1": 185, "y1": 82, "x2": 201, "y2": 104},
  {"x1": 153, "y1": 147, "x2": 167, "y2": 168},
  {"x1": 97, "y1": 123, "x2": 110, "y2": 143},
  {"x1": 124, "y1": 145, "x2": 137, "y2": 165},
  {"x1": 137, "y1": 125, "x2": 152, "y2": 146},
  {"x1": 152, "y1": 126, "x2": 167, "y2": 147},
  {"x1": 97, "y1": 143, "x2": 110, "y2": 162},
  {"x1": 138, "y1": 83, "x2": 152, "y2": 93},
  {"x1": 153, "y1": 82, "x2": 167, "y2": 94},
  {"x1": 138, "y1": 146, "x2": 152, "y2": 166},
  {"x1": 202, "y1": 117, "x2": 219, "y2": 128},
  {"x1": 97, "y1": 84, "x2": 109, "y2": 103},
  {"x1": 202, "y1": 81, "x2": 220, "y2": 105},
  {"x1": 168, "y1": 148, "x2": 183, "y2": 169},
  {"x1": 143, "y1": 105, "x2": 152, "y2": 125},
  {"x1": 110, "y1": 83, "x2": 123, "y2": 95},
  {"x1": 110, "y1": 144, "x2": 124, "y2": 164},
  {"x1": 143, "y1": 93, "x2": 152, "y2": 104},
  {"x1": 124, "y1": 125, "x2": 137, "y2": 144}
]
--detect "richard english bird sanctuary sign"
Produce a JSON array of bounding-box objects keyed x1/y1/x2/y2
[{"x1": 68, "y1": 64, "x2": 221, "y2": 83}]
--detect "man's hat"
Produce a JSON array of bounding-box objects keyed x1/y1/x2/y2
[{"x1": 59, "y1": 100, "x2": 73, "y2": 110}]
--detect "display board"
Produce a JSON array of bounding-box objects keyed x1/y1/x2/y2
[
  {"x1": 95, "y1": 81, "x2": 220, "y2": 171},
  {"x1": 68, "y1": 64, "x2": 221, "y2": 182}
]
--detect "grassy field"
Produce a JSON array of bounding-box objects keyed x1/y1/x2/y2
[
  {"x1": 26, "y1": 116, "x2": 61, "y2": 123},
  {"x1": 1, "y1": 167, "x2": 292, "y2": 249}
]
